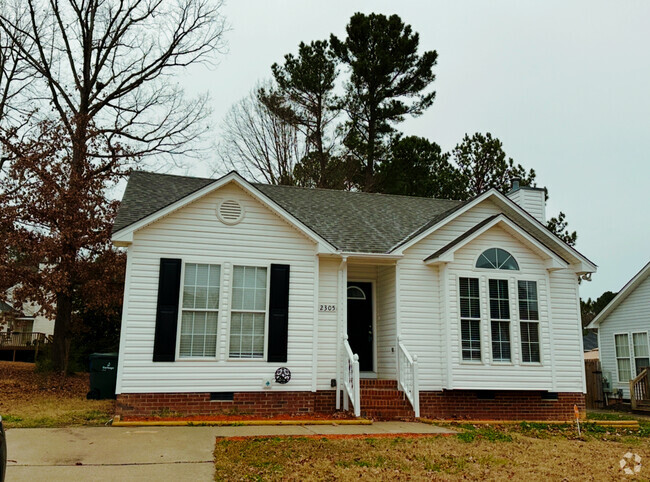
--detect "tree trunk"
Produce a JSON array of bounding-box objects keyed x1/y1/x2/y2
[
  {"x1": 52, "y1": 291, "x2": 73, "y2": 373},
  {"x1": 366, "y1": 117, "x2": 375, "y2": 192}
]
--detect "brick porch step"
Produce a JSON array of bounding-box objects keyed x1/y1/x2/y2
[{"x1": 358, "y1": 379, "x2": 415, "y2": 421}]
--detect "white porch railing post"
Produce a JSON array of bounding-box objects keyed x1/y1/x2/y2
[
  {"x1": 412, "y1": 355, "x2": 420, "y2": 418},
  {"x1": 396, "y1": 337, "x2": 420, "y2": 418},
  {"x1": 353, "y1": 353, "x2": 360, "y2": 417}
]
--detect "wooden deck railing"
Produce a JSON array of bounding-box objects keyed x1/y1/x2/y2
[
  {"x1": 630, "y1": 367, "x2": 649, "y2": 410},
  {"x1": 0, "y1": 332, "x2": 50, "y2": 348}
]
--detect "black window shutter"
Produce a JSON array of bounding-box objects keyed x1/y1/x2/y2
[
  {"x1": 153, "y1": 258, "x2": 182, "y2": 362},
  {"x1": 267, "y1": 264, "x2": 290, "y2": 363}
]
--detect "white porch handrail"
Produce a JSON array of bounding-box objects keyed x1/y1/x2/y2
[
  {"x1": 341, "y1": 335, "x2": 361, "y2": 417},
  {"x1": 396, "y1": 335, "x2": 420, "y2": 418}
]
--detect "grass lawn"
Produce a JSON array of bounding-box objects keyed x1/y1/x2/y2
[
  {"x1": 214, "y1": 422, "x2": 650, "y2": 480},
  {"x1": 0, "y1": 361, "x2": 114, "y2": 428}
]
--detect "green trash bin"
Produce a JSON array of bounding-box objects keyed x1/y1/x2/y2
[{"x1": 87, "y1": 352, "x2": 118, "y2": 400}]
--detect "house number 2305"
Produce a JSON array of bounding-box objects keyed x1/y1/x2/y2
[{"x1": 319, "y1": 305, "x2": 336, "y2": 312}]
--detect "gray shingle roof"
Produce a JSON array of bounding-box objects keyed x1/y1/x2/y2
[{"x1": 113, "y1": 171, "x2": 464, "y2": 253}]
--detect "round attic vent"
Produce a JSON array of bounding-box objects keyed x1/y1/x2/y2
[{"x1": 217, "y1": 199, "x2": 244, "y2": 225}]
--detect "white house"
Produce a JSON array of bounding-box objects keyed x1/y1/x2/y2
[
  {"x1": 111, "y1": 171, "x2": 596, "y2": 420},
  {"x1": 588, "y1": 261, "x2": 650, "y2": 402}
]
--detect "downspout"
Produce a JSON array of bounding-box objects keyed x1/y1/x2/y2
[{"x1": 335, "y1": 256, "x2": 347, "y2": 410}]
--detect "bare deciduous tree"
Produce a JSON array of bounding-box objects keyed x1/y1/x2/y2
[
  {"x1": 0, "y1": 0, "x2": 228, "y2": 371},
  {"x1": 0, "y1": 0, "x2": 36, "y2": 172},
  {"x1": 217, "y1": 84, "x2": 305, "y2": 185}
]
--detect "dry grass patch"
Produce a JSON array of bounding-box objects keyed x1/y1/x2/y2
[
  {"x1": 214, "y1": 428, "x2": 650, "y2": 481},
  {"x1": 0, "y1": 361, "x2": 114, "y2": 428}
]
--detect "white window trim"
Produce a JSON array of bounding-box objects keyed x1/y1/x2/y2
[
  {"x1": 473, "y1": 247, "x2": 520, "y2": 272},
  {"x1": 175, "y1": 261, "x2": 223, "y2": 361},
  {"x1": 614, "y1": 331, "x2": 650, "y2": 383},
  {"x1": 455, "y1": 268, "x2": 546, "y2": 368},
  {"x1": 226, "y1": 263, "x2": 271, "y2": 361}
]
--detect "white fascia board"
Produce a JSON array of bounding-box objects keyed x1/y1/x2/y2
[
  {"x1": 424, "y1": 214, "x2": 569, "y2": 269},
  {"x1": 394, "y1": 188, "x2": 597, "y2": 273},
  {"x1": 110, "y1": 172, "x2": 337, "y2": 254},
  {"x1": 587, "y1": 261, "x2": 650, "y2": 329}
]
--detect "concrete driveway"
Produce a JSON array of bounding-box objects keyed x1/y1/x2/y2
[{"x1": 6, "y1": 422, "x2": 453, "y2": 481}]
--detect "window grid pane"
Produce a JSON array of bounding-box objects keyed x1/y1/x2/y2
[
  {"x1": 518, "y1": 280, "x2": 539, "y2": 321},
  {"x1": 520, "y1": 321, "x2": 540, "y2": 363},
  {"x1": 491, "y1": 320, "x2": 511, "y2": 361},
  {"x1": 179, "y1": 263, "x2": 220, "y2": 358},
  {"x1": 489, "y1": 279, "x2": 510, "y2": 320},
  {"x1": 229, "y1": 266, "x2": 268, "y2": 358}
]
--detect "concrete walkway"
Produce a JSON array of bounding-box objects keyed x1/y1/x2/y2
[{"x1": 6, "y1": 422, "x2": 454, "y2": 481}]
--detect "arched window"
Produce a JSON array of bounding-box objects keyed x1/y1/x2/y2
[
  {"x1": 347, "y1": 286, "x2": 367, "y2": 300},
  {"x1": 476, "y1": 248, "x2": 519, "y2": 270}
]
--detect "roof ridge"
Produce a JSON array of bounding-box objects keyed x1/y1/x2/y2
[
  {"x1": 131, "y1": 170, "x2": 465, "y2": 203},
  {"x1": 131, "y1": 170, "x2": 214, "y2": 182},
  {"x1": 254, "y1": 182, "x2": 463, "y2": 203}
]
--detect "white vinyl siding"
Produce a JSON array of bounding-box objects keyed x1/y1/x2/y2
[
  {"x1": 597, "y1": 273, "x2": 650, "y2": 398},
  {"x1": 376, "y1": 265, "x2": 397, "y2": 379},
  {"x1": 399, "y1": 199, "x2": 569, "y2": 392},
  {"x1": 178, "y1": 263, "x2": 220, "y2": 358},
  {"x1": 116, "y1": 182, "x2": 317, "y2": 394},
  {"x1": 229, "y1": 266, "x2": 268, "y2": 359}
]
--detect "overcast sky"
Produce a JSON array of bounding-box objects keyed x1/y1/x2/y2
[{"x1": 171, "y1": 0, "x2": 650, "y2": 300}]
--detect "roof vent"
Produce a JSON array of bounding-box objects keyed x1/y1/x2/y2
[{"x1": 217, "y1": 199, "x2": 244, "y2": 225}]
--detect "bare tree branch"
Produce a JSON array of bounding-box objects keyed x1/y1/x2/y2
[{"x1": 216, "y1": 83, "x2": 305, "y2": 185}]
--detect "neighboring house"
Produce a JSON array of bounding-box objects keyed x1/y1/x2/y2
[
  {"x1": 0, "y1": 297, "x2": 54, "y2": 336},
  {"x1": 583, "y1": 331, "x2": 599, "y2": 360},
  {"x1": 587, "y1": 261, "x2": 650, "y2": 399},
  {"x1": 111, "y1": 171, "x2": 596, "y2": 420}
]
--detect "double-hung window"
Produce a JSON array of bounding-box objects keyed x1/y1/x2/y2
[
  {"x1": 229, "y1": 266, "x2": 268, "y2": 359},
  {"x1": 459, "y1": 277, "x2": 481, "y2": 361},
  {"x1": 489, "y1": 279, "x2": 511, "y2": 362},
  {"x1": 615, "y1": 333, "x2": 650, "y2": 382},
  {"x1": 179, "y1": 263, "x2": 220, "y2": 357},
  {"x1": 518, "y1": 280, "x2": 540, "y2": 363}
]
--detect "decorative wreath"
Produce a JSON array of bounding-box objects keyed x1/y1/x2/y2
[
  {"x1": 274, "y1": 367, "x2": 291, "y2": 384},
  {"x1": 620, "y1": 452, "x2": 642, "y2": 475}
]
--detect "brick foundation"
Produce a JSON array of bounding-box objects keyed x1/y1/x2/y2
[
  {"x1": 116, "y1": 389, "x2": 584, "y2": 420},
  {"x1": 116, "y1": 390, "x2": 336, "y2": 418},
  {"x1": 419, "y1": 390, "x2": 585, "y2": 420}
]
